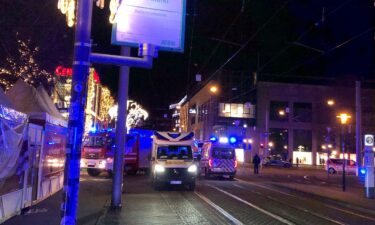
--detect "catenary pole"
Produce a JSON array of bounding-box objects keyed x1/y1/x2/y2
[
  {"x1": 112, "y1": 46, "x2": 130, "y2": 208},
  {"x1": 355, "y1": 81, "x2": 362, "y2": 176},
  {"x1": 61, "y1": 0, "x2": 93, "y2": 224}
]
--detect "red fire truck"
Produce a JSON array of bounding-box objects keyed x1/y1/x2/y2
[{"x1": 80, "y1": 129, "x2": 152, "y2": 177}]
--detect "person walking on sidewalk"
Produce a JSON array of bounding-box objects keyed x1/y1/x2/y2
[{"x1": 253, "y1": 154, "x2": 261, "y2": 174}]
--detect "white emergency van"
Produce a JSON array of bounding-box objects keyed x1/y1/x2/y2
[
  {"x1": 151, "y1": 131, "x2": 197, "y2": 190},
  {"x1": 199, "y1": 137, "x2": 237, "y2": 179}
]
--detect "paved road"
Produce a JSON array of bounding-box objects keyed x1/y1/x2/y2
[
  {"x1": 100, "y1": 169, "x2": 375, "y2": 225},
  {"x1": 3, "y1": 167, "x2": 375, "y2": 225}
]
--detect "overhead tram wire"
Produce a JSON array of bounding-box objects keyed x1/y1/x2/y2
[
  {"x1": 220, "y1": 0, "x2": 359, "y2": 103},
  {"x1": 279, "y1": 26, "x2": 375, "y2": 77},
  {"x1": 226, "y1": 0, "x2": 355, "y2": 97},
  {"x1": 185, "y1": 0, "x2": 198, "y2": 94},
  {"x1": 257, "y1": 0, "x2": 355, "y2": 74},
  {"x1": 191, "y1": 0, "x2": 292, "y2": 96},
  {"x1": 187, "y1": 0, "x2": 250, "y2": 94}
]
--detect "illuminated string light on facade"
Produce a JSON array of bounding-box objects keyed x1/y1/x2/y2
[
  {"x1": 108, "y1": 100, "x2": 149, "y2": 128},
  {"x1": 58, "y1": 0, "x2": 76, "y2": 27},
  {"x1": 0, "y1": 39, "x2": 53, "y2": 92},
  {"x1": 53, "y1": 66, "x2": 115, "y2": 131},
  {"x1": 58, "y1": 0, "x2": 121, "y2": 27}
]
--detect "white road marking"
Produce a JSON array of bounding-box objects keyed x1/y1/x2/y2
[
  {"x1": 236, "y1": 178, "x2": 375, "y2": 222},
  {"x1": 207, "y1": 184, "x2": 295, "y2": 225},
  {"x1": 194, "y1": 191, "x2": 243, "y2": 225},
  {"x1": 233, "y1": 183, "x2": 345, "y2": 225}
]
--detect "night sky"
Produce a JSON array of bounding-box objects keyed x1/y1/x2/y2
[{"x1": 0, "y1": 0, "x2": 374, "y2": 120}]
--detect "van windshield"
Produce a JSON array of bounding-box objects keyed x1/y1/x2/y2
[
  {"x1": 157, "y1": 146, "x2": 193, "y2": 160},
  {"x1": 212, "y1": 147, "x2": 235, "y2": 159}
]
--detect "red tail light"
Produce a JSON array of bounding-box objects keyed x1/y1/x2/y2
[
  {"x1": 234, "y1": 160, "x2": 238, "y2": 168},
  {"x1": 208, "y1": 159, "x2": 213, "y2": 168}
]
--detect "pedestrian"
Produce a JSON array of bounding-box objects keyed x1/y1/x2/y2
[
  {"x1": 253, "y1": 154, "x2": 261, "y2": 174},
  {"x1": 296, "y1": 157, "x2": 299, "y2": 167}
]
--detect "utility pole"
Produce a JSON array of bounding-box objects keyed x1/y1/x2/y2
[
  {"x1": 341, "y1": 124, "x2": 346, "y2": 192},
  {"x1": 355, "y1": 81, "x2": 362, "y2": 176},
  {"x1": 61, "y1": 0, "x2": 93, "y2": 224}
]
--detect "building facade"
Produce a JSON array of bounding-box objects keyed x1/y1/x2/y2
[
  {"x1": 178, "y1": 79, "x2": 375, "y2": 165},
  {"x1": 52, "y1": 66, "x2": 115, "y2": 133},
  {"x1": 255, "y1": 81, "x2": 375, "y2": 165}
]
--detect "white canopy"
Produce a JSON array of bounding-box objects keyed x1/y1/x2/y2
[
  {"x1": 6, "y1": 79, "x2": 67, "y2": 127},
  {"x1": 0, "y1": 87, "x2": 15, "y2": 109}
]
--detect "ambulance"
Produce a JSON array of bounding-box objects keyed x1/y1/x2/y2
[
  {"x1": 199, "y1": 136, "x2": 238, "y2": 179},
  {"x1": 150, "y1": 131, "x2": 197, "y2": 190}
]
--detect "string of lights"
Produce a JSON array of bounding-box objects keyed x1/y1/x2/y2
[
  {"x1": 0, "y1": 38, "x2": 53, "y2": 92},
  {"x1": 58, "y1": 0, "x2": 121, "y2": 27}
]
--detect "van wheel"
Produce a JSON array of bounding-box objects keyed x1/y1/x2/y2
[
  {"x1": 87, "y1": 168, "x2": 101, "y2": 177},
  {"x1": 153, "y1": 178, "x2": 163, "y2": 191},
  {"x1": 328, "y1": 168, "x2": 336, "y2": 174},
  {"x1": 107, "y1": 170, "x2": 113, "y2": 178},
  {"x1": 187, "y1": 183, "x2": 195, "y2": 191},
  {"x1": 127, "y1": 169, "x2": 137, "y2": 175},
  {"x1": 204, "y1": 168, "x2": 210, "y2": 179},
  {"x1": 229, "y1": 175, "x2": 234, "y2": 180}
]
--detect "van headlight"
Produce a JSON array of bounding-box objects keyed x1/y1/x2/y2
[
  {"x1": 98, "y1": 160, "x2": 106, "y2": 169},
  {"x1": 188, "y1": 165, "x2": 197, "y2": 173},
  {"x1": 155, "y1": 164, "x2": 165, "y2": 173}
]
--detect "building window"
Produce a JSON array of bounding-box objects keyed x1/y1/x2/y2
[
  {"x1": 270, "y1": 101, "x2": 288, "y2": 122},
  {"x1": 269, "y1": 128, "x2": 289, "y2": 159},
  {"x1": 293, "y1": 102, "x2": 312, "y2": 123},
  {"x1": 293, "y1": 129, "x2": 312, "y2": 152},
  {"x1": 219, "y1": 103, "x2": 253, "y2": 118},
  {"x1": 198, "y1": 102, "x2": 208, "y2": 122},
  {"x1": 189, "y1": 104, "x2": 197, "y2": 125}
]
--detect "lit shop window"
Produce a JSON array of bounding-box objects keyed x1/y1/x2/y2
[{"x1": 219, "y1": 103, "x2": 253, "y2": 118}]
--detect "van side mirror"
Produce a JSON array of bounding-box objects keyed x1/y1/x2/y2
[
  {"x1": 195, "y1": 155, "x2": 201, "y2": 161},
  {"x1": 150, "y1": 156, "x2": 155, "y2": 161}
]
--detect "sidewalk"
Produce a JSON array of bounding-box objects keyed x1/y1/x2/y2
[{"x1": 236, "y1": 165, "x2": 375, "y2": 212}]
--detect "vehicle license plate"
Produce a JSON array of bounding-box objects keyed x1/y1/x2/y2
[
  {"x1": 87, "y1": 160, "x2": 96, "y2": 167},
  {"x1": 212, "y1": 168, "x2": 223, "y2": 172},
  {"x1": 170, "y1": 180, "x2": 182, "y2": 185}
]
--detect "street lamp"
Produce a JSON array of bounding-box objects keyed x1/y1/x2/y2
[
  {"x1": 210, "y1": 85, "x2": 218, "y2": 93},
  {"x1": 337, "y1": 113, "x2": 351, "y2": 192},
  {"x1": 327, "y1": 99, "x2": 335, "y2": 106},
  {"x1": 205, "y1": 85, "x2": 219, "y2": 139}
]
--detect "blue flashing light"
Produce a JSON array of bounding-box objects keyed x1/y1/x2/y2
[
  {"x1": 229, "y1": 136, "x2": 237, "y2": 144},
  {"x1": 209, "y1": 136, "x2": 218, "y2": 142},
  {"x1": 360, "y1": 168, "x2": 366, "y2": 175}
]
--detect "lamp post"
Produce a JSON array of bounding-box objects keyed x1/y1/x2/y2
[
  {"x1": 205, "y1": 85, "x2": 218, "y2": 139},
  {"x1": 337, "y1": 113, "x2": 351, "y2": 192}
]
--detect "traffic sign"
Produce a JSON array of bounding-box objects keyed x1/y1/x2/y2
[
  {"x1": 112, "y1": 0, "x2": 186, "y2": 52},
  {"x1": 364, "y1": 134, "x2": 374, "y2": 146}
]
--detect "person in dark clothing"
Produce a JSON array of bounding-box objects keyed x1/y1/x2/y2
[{"x1": 253, "y1": 154, "x2": 261, "y2": 174}]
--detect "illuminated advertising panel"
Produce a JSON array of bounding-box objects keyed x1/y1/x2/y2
[{"x1": 112, "y1": 0, "x2": 186, "y2": 52}]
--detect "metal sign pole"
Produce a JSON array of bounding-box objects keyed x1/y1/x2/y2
[
  {"x1": 111, "y1": 46, "x2": 130, "y2": 208},
  {"x1": 364, "y1": 134, "x2": 374, "y2": 198}
]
